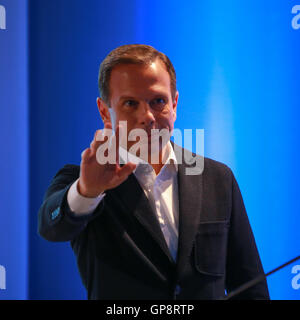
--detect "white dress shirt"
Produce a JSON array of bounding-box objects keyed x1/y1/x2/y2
[{"x1": 67, "y1": 141, "x2": 179, "y2": 261}]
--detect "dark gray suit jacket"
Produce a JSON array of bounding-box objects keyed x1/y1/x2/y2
[{"x1": 38, "y1": 146, "x2": 269, "y2": 300}]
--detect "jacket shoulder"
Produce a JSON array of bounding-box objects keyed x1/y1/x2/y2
[
  {"x1": 53, "y1": 164, "x2": 80, "y2": 179},
  {"x1": 203, "y1": 157, "x2": 233, "y2": 184},
  {"x1": 172, "y1": 142, "x2": 233, "y2": 180},
  {"x1": 204, "y1": 157, "x2": 232, "y2": 173}
]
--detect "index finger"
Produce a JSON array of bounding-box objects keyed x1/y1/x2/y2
[{"x1": 115, "y1": 122, "x2": 128, "y2": 165}]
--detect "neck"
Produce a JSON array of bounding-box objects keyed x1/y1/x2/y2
[
  {"x1": 148, "y1": 143, "x2": 168, "y2": 175},
  {"x1": 151, "y1": 162, "x2": 164, "y2": 175},
  {"x1": 120, "y1": 141, "x2": 171, "y2": 175}
]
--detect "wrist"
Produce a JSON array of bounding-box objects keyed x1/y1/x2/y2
[{"x1": 77, "y1": 179, "x2": 104, "y2": 198}]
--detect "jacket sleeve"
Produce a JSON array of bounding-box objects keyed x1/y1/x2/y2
[
  {"x1": 38, "y1": 164, "x2": 103, "y2": 242},
  {"x1": 225, "y1": 170, "x2": 270, "y2": 299}
]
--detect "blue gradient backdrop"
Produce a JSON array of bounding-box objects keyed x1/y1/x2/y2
[{"x1": 0, "y1": 0, "x2": 299, "y2": 299}]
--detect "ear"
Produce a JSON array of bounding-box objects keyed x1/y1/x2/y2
[
  {"x1": 97, "y1": 97, "x2": 111, "y2": 125},
  {"x1": 172, "y1": 91, "x2": 179, "y2": 122}
]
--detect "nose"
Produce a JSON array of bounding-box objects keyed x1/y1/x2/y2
[{"x1": 137, "y1": 101, "x2": 155, "y2": 128}]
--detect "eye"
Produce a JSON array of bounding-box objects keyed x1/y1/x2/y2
[
  {"x1": 124, "y1": 100, "x2": 138, "y2": 107},
  {"x1": 150, "y1": 98, "x2": 166, "y2": 110}
]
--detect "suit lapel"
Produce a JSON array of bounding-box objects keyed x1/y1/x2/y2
[
  {"x1": 174, "y1": 146, "x2": 204, "y2": 279},
  {"x1": 113, "y1": 173, "x2": 175, "y2": 264},
  {"x1": 112, "y1": 144, "x2": 204, "y2": 275}
]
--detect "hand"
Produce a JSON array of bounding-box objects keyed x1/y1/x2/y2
[{"x1": 77, "y1": 122, "x2": 136, "y2": 198}]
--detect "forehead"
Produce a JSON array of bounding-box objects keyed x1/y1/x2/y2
[{"x1": 109, "y1": 59, "x2": 171, "y2": 100}]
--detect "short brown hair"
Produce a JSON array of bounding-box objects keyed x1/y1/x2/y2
[{"x1": 98, "y1": 44, "x2": 176, "y2": 106}]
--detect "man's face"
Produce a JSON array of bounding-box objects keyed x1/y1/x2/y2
[{"x1": 98, "y1": 59, "x2": 178, "y2": 157}]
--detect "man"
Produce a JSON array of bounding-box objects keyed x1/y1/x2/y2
[{"x1": 38, "y1": 44, "x2": 269, "y2": 300}]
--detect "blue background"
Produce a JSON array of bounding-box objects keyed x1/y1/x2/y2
[{"x1": 0, "y1": 0, "x2": 299, "y2": 299}]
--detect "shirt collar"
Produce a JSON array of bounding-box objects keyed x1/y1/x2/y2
[{"x1": 119, "y1": 141, "x2": 178, "y2": 174}]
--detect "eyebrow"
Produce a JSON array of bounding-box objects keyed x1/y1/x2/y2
[
  {"x1": 119, "y1": 93, "x2": 168, "y2": 102},
  {"x1": 119, "y1": 96, "x2": 137, "y2": 102}
]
